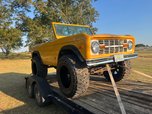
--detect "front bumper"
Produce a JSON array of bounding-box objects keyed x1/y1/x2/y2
[{"x1": 86, "y1": 53, "x2": 138, "y2": 67}]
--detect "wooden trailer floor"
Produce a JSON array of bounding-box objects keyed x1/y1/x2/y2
[{"x1": 47, "y1": 74, "x2": 152, "y2": 114}]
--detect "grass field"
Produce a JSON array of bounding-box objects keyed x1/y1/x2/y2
[
  {"x1": 0, "y1": 48, "x2": 152, "y2": 114},
  {"x1": 0, "y1": 52, "x2": 31, "y2": 60},
  {"x1": 131, "y1": 48, "x2": 152, "y2": 76},
  {"x1": 126, "y1": 48, "x2": 152, "y2": 83}
]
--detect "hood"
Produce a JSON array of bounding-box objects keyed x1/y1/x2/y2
[{"x1": 91, "y1": 34, "x2": 133, "y2": 39}]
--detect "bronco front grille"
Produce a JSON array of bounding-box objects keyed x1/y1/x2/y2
[{"x1": 99, "y1": 39, "x2": 128, "y2": 54}]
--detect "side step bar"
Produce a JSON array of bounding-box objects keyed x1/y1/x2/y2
[{"x1": 25, "y1": 76, "x2": 93, "y2": 114}]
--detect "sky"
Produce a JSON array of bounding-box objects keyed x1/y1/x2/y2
[
  {"x1": 16, "y1": 0, "x2": 152, "y2": 52},
  {"x1": 92, "y1": 0, "x2": 152, "y2": 45}
]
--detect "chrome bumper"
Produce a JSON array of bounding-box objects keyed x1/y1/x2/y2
[{"x1": 86, "y1": 53, "x2": 138, "y2": 67}]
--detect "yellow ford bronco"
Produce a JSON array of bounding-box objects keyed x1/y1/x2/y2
[{"x1": 31, "y1": 22, "x2": 138, "y2": 98}]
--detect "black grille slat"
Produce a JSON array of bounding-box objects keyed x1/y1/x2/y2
[
  {"x1": 110, "y1": 47, "x2": 114, "y2": 53},
  {"x1": 120, "y1": 47, "x2": 123, "y2": 52},
  {"x1": 105, "y1": 48, "x2": 109, "y2": 54},
  {"x1": 105, "y1": 40, "x2": 109, "y2": 45},
  {"x1": 115, "y1": 40, "x2": 119, "y2": 45},
  {"x1": 124, "y1": 48, "x2": 127, "y2": 52}
]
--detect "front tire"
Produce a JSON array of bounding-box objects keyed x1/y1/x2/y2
[
  {"x1": 32, "y1": 56, "x2": 47, "y2": 78},
  {"x1": 103, "y1": 61, "x2": 131, "y2": 82},
  {"x1": 57, "y1": 55, "x2": 90, "y2": 98}
]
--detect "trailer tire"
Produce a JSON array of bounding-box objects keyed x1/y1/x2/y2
[
  {"x1": 32, "y1": 56, "x2": 47, "y2": 78},
  {"x1": 34, "y1": 84, "x2": 47, "y2": 107},
  {"x1": 27, "y1": 82, "x2": 35, "y2": 98},
  {"x1": 57, "y1": 55, "x2": 89, "y2": 98},
  {"x1": 103, "y1": 60, "x2": 131, "y2": 82}
]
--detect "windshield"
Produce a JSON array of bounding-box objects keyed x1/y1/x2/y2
[{"x1": 54, "y1": 24, "x2": 93, "y2": 36}]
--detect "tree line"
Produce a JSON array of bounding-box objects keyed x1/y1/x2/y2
[
  {"x1": 0, "y1": 0, "x2": 99, "y2": 56},
  {"x1": 136, "y1": 44, "x2": 151, "y2": 47}
]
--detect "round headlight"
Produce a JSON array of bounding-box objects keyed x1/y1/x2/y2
[
  {"x1": 128, "y1": 41, "x2": 133, "y2": 50},
  {"x1": 91, "y1": 41, "x2": 100, "y2": 54}
]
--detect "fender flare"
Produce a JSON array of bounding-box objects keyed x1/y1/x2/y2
[{"x1": 58, "y1": 45, "x2": 85, "y2": 62}]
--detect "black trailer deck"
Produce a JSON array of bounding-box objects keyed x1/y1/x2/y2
[{"x1": 25, "y1": 74, "x2": 152, "y2": 114}]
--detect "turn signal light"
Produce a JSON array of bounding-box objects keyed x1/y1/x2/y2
[
  {"x1": 99, "y1": 44, "x2": 106, "y2": 49},
  {"x1": 123, "y1": 43, "x2": 129, "y2": 48}
]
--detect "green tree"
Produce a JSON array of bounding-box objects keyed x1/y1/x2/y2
[
  {"x1": 135, "y1": 44, "x2": 145, "y2": 47},
  {"x1": 14, "y1": 0, "x2": 99, "y2": 46},
  {"x1": 0, "y1": 28, "x2": 23, "y2": 56},
  {"x1": 0, "y1": 0, "x2": 23, "y2": 56}
]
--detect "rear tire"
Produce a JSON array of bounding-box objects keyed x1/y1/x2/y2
[
  {"x1": 57, "y1": 55, "x2": 90, "y2": 98},
  {"x1": 32, "y1": 56, "x2": 47, "y2": 78},
  {"x1": 103, "y1": 60, "x2": 131, "y2": 82}
]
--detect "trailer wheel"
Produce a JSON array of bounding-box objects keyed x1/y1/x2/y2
[
  {"x1": 57, "y1": 55, "x2": 90, "y2": 98},
  {"x1": 32, "y1": 56, "x2": 47, "y2": 78},
  {"x1": 27, "y1": 82, "x2": 35, "y2": 98},
  {"x1": 103, "y1": 60, "x2": 131, "y2": 82},
  {"x1": 34, "y1": 84, "x2": 47, "y2": 107}
]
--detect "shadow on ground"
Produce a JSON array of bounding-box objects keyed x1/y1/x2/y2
[{"x1": 0, "y1": 73, "x2": 67, "y2": 114}]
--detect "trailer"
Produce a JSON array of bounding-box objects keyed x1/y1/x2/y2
[
  {"x1": 25, "y1": 75, "x2": 93, "y2": 114},
  {"x1": 25, "y1": 65, "x2": 126, "y2": 114},
  {"x1": 25, "y1": 65, "x2": 152, "y2": 114}
]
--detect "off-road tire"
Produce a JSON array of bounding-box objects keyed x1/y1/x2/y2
[
  {"x1": 32, "y1": 56, "x2": 47, "y2": 78},
  {"x1": 57, "y1": 55, "x2": 90, "y2": 98},
  {"x1": 103, "y1": 60, "x2": 131, "y2": 82},
  {"x1": 34, "y1": 84, "x2": 47, "y2": 107}
]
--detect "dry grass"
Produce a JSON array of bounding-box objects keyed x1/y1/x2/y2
[
  {"x1": 131, "y1": 48, "x2": 152, "y2": 75},
  {"x1": 0, "y1": 52, "x2": 31, "y2": 60},
  {"x1": 126, "y1": 48, "x2": 152, "y2": 83},
  {"x1": 0, "y1": 59, "x2": 31, "y2": 74},
  {"x1": 131, "y1": 58, "x2": 152, "y2": 76},
  {"x1": 0, "y1": 59, "x2": 55, "y2": 74}
]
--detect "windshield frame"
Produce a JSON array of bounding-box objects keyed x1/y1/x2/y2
[{"x1": 52, "y1": 22, "x2": 93, "y2": 39}]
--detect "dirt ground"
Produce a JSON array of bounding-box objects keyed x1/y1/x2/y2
[{"x1": 0, "y1": 48, "x2": 152, "y2": 114}]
